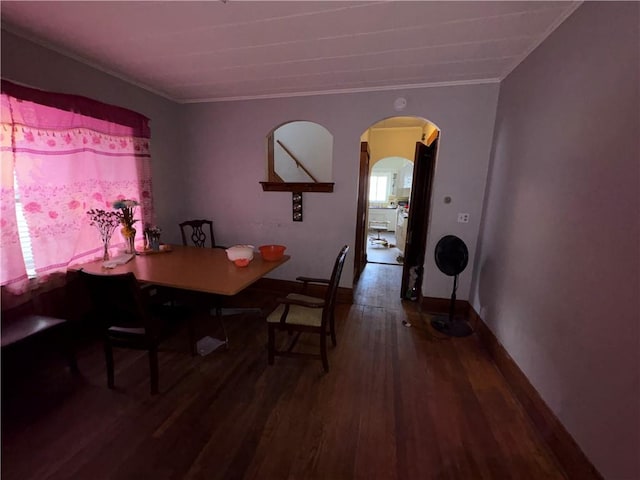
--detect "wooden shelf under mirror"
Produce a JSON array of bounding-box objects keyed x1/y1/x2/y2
[{"x1": 260, "y1": 182, "x2": 334, "y2": 192}]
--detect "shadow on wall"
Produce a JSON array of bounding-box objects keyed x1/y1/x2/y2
[{"x1": 476, "y1": 256, "x2": 498, "y2": 322}]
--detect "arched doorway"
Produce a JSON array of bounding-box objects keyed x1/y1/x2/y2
[
  {"x1": 367, "y1": 155, "x2": 412, "y2": 265},
  {"x1": 354, "y1": 116, "x2": 440, "y2": 300}
]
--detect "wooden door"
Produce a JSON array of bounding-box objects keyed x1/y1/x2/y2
[
  {"x1": 400, "y1": 139, "x2": 438, "y2": 300},
  {"x1": 353, "y1": 142, "x2": 370, "y2": 282}
]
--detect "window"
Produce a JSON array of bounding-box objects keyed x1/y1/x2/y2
[
  {"x1": 14, "y1": 172, "x2": 36, "y2": 278},
  {"x1": 1, "y1": 80, "x2": 154, "y2": 294},
  {"x1": 369, "y1": 175, "x2": 388, "y2": 202}
]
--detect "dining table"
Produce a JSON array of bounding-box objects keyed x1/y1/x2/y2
[
  {"x1": 74, "y1": 244, "x2": 290, "y2": 295},
  {"x1": 74, "y1": 245, "x2": 290, "y2": 353}
]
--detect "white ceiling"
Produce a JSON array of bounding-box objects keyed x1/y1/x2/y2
[{"x1": 1, "y1": 1, "x2": 581, "y2": 104}]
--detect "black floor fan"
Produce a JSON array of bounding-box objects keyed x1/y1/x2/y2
[{"x1": 430, "y1": 235, "x2": 473, "y2": 337}]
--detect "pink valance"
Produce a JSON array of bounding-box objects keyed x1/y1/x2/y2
[{"x1": 1, "y1": 80, "x2": 150, "y2": 138}]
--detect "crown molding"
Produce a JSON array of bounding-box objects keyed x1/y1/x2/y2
[
  {"x1": 183, "y1": 78, "x2": 501, "y2": 104},
  {"x1": 2, "y1": 22, "x2": 501, "y2": 105},
  {"x1": 500, "y1": 1, "x2": 583, "y2": 81},
  {"x1": 1, "y1": 23, "x2": 178, "y2": 103}
]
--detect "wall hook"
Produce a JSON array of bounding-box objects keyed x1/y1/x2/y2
[{"x1": 292, "y1": 192, "x2": 303, "y2": 221}]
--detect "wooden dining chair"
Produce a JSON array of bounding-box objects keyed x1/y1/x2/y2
[
  {"x1": 267, "y1": 245, "x2": 349, "y2": 372},
  {"x1": 79, "y1": 270, "x2": 190, "y2": 394},
  {"x1": 177, "y1": 219, "x2": 229, "y2": 350},
  {"x1": 179, "y1": 219, "x2": 224, "y2": 249}
]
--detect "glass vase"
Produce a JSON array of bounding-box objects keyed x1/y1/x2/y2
[
  {"x1": 121, "y1": 226, "x2": 137, "y2": 254},
  {"x1": 102, "y1": 240, "x2": 110, "y2": 261},
  {"x1": 150, "y1": 235, "x2": 160, "y2": 251}
]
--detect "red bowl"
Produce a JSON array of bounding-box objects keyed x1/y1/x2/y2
[
  {"x1": 234, "y1": 258, "x2": 251, "y2": 267},
  {"x1": 259, "y1": 244, "x2": 286, "y2": 261}
]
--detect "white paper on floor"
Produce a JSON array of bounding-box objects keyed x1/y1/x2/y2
[{"x1": 196, "y1": 336, "x2": 226, "y2": 355}]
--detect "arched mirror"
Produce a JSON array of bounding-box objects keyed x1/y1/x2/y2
[{"x1": 261, "y1": 121, "x2": 334, "y2": 192}]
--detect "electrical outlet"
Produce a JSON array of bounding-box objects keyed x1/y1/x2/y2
[{"x1": 457, "y1": 213, "x2": 470, "y2": 223}]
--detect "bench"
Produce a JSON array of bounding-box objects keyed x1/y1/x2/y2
[{"x1": 1, "y1": 314, "x2": 78, "y2": 372}]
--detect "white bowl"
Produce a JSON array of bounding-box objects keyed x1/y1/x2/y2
[{"x1": 225, "y1": 244, "x2": 254, "y2": 261}]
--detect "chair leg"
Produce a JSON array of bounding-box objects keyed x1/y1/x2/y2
[
  {"x1": 104, "y1": 341, "x2": 115, "y2": 389},
  {"x1": 148, "y1": 347, "x2": 159, "y2": 395},
  {"x1": 67, "y1": 347, "x2": 79, "y2": 374},
  {"x1": 209, "y1": 304, "x2": 230, "y2": 350},
  {"x1": 188, "y1": 317, "x2": 197, "y2": 356},
  {"x1": 61, "y1": 324, "x2": 79, "y2": 373},
  {"x1": 267, "y1": 323, "x2": 275, "y2": 365},
  {"x1": 329, "y1": 313, "x2": 337, "y2": 347},
  {"x1": 320, "y1": 328, "x2": 329, "y2": 372},
  {"x1": 216, "y1": 310, "x2": 229, "y2": 350}
]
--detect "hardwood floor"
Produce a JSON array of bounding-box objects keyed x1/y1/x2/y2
[{"x1": 1, "y1": 264, "x2": 567, "y2": 479}]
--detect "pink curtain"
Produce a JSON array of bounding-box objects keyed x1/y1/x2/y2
[
  {"x1": 0, "y1": 109, "x2": 28, "y2": 290},
  {"x1": 1, "y1": 81, "x2": 154, "y2": 294}
]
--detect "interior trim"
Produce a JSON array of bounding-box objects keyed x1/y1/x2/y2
[
  {"x1": 420, "y1": 295, "x2": 602, "y2": 479},
  {"x1": 420, "y1": 296, "x2": 469, "y2": 316},
  {"x1": 2, "y1": 25, "x2": 502, "y2": 105},
  {"x1": 185, "y1": 78, "x2": 501, "y2": 104},
  {"x1": 467, "y1": 304, "x2": 604, "y2": 480},
  {"x1": 1, "y1": 24, "x2": 176, "y2": 102}
]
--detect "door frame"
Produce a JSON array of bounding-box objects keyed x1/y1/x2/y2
[
  {"x1": 353, "y1": 141, "x2": 370, "y2": 282},
  {"x1": 353, "y1": 134, "x2": 438, "y2": 301},
  {"x1": 399, "y1": 139, "x2": 438, "y2": 300}
]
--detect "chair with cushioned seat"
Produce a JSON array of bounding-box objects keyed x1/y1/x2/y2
[
  {"x1": 267, "y1": 245, "x2": 349, "y2": 372},
  {"x1": 79, "y1": 270, "x2": 191, "y2": 394}
]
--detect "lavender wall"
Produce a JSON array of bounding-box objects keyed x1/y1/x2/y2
[
  {"x1": 1, "y1": 30, "x2": 187, "y2": 231},
  {"x1": 181, "y1": 85, "x2": 498, "y2": 291},
  {"x1": 470, "y1": 3, "x2": 640, "y2": 478},
  {"x1": 1, "y1": 28, "x2": 499, "y2": 298},
  {"x1": 3, "y1": 3, "x2": 637, "y2": 477}
]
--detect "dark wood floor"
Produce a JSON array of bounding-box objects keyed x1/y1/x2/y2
[{"x1": 1, "y1": 264, "x2": 567, "y2": 480}]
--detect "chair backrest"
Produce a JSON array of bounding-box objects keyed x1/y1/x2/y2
[
  {"x1": 179, "y1": 219, "x2": 216, "y2": 248},
  {"x1": 78, "y1": 270, "x2": 157, "y2": 338},
  {"x1": 322, "y1": 245, "x2": 349, "y2": 324}
]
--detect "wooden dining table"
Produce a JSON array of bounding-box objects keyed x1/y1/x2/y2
[
  {"x1": 75, "y1": 245, "x2": 290, "y2": 353},
  {"x1": 74, "y1": 244, "x2": 290, "y2": 296}
]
